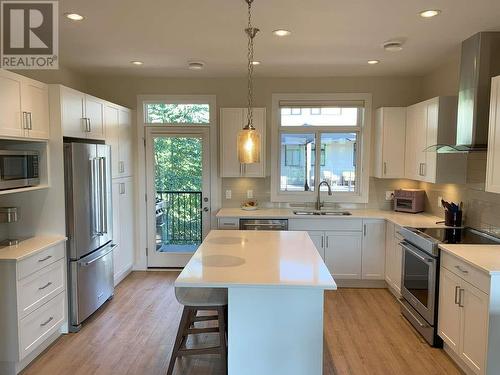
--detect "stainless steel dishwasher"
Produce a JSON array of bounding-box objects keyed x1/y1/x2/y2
[{"x1": 239, "y1": 219, "x2": 288, "y2": 231}]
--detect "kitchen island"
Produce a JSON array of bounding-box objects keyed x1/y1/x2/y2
[{"x1": 176, "y1": 230, "x2": 336, "y2": 375}]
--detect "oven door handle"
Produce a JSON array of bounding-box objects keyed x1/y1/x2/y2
[
  {"x1": 400, "y1": 241, "x2": 433, "y2": 263},
  {"x1": 398, "y1": 298, "x2": 429, "y2": 328}
]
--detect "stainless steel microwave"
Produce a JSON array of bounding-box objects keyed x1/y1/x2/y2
[{"x1": 0, "y1": 150, "x2": 40, "y2": 190}]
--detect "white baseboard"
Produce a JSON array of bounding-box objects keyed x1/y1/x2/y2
[
  {"x1": 114, "y1": 264, "x2": 133, "y2": 286},
  {"x1": 443, "y1": 343, "x2": 474, "y2": 375},
  {"x1": 335, "y1": 279, "x2": 387, "y2": 288}
]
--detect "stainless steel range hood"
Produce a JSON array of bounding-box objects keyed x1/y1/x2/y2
[{"x1": 431, "y1": 32, "x2": 500, "y2": 153}]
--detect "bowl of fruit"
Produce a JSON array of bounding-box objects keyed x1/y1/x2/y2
[{"x1": 241, "y1": 200, "x2": 258, "y2": 211}]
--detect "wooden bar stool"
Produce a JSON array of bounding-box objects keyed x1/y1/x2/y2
[{"x1": 167, "y1": 287, "x2": 228, "y2": 375}]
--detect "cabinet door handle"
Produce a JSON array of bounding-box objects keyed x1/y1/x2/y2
[
  {"x1": 22, "y1": 112, "x2": 28, "y2": 129},
  {"x1": 321, "y1": 236, "x2": 324, "y2": 248},
  {"x1": 364, "y1": 224, "x2": 367, "y2": 236},
  {"x1": 422, "y1": 163, "x2": 426, "y2": 176},
  {"x1": 28, "y1": 112, "x2": 33, "y2": 130},
  {"x1": 40, "y1": 316, "x2": 54, "y2": 327},
  {"x1": 454, "y1": 286, "x2": 460, "y2": 305},
  {"x1": 455, "y1": 265, "x2": 469, "y2": 274},
  {"x1": 120, "y1": 183, "x2": 125, "y2": 195},
  {"x1": 38, "y1": 255, "x2": 52, "y2": 262},
  {"x1": 38, "y1": 282, "x2": 53, "y2": 290},
  {"x1": 88, "y1": 118, "x2": 92, "y2": 132},
  {"x1": 325, "y1": 236, "x2": 329, "y2": 248},
  {"x1": 383, "y1": 162, "x2": 387, "y2": 176},
  {"x1": 458, "y1": 288, "x2": 465, "y2": 308},
  {"x1": 119, "y1": 161, "x2": 125, "y2": 173}
]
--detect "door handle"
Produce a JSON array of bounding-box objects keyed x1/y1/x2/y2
[
  {"x1": 38, "y1": 255, "x2": 52, "y2": 263},
  {"x1": 38, "y1": 282, "x2": 53, "y2": 290},
  {"x1": 383, "y1": 162, "x2": 387, "y2": 176},
  {"x1": 364, "y1": 224, "x2": 367, "y2": 237},
  {"x1": 454, "y1": 286, "x2": 460, "y2": 305},
  {"x1": 40, "y1": 316, "x2": 54, "y2": 327},
  {"x1": 28, "y1": 112, "x2": 33, "y2": 130},
  {"x1": 119, "y1": 183, "x2": 125, "y2": 194},
  {"x1": 458, "y1": 288, "x2": 465, "y2": 308},
  {"x1": 98, "y1": 157, "x2": 108, "y2": 234},
  {"x1": 88, "y1": 118, "x2": 92, "y2": 133},
  {"x1": 321, "y1": 236, "x2": 324, "y2": 248},
  {"x1": 119, "y1": 161, "x2": 125, "y2": 173},
  {"x1": 22, "y1": 112, "x2": 28, "y2": 129}
]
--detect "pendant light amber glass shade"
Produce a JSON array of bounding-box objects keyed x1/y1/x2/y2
[{"x1": 238, "y1": 127, "x2": 261, "y2": 163}]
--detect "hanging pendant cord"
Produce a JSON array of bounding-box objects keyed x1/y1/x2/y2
[{"x1": 245, "y1": 0, "x2": 258, "y2": 130}]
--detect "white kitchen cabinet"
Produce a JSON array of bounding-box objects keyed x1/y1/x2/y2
[
  {"x1": 373, "y1": 107, "x2": 406, "y2": 178},
  {"x1": 59, "y1": 86, "x2": 105, "y2": 140},
  {"x1": 0, "y1": 69, "x2": 49, "y2": 140},
  {"x1": 438, "y1": 252, "x2": 495, "y2": 375},
  {"x1": 307, "y1": 230, "x2": 326, "y2": 260},
  {"x1": 85, "y1": 95, "x2": 105, "y2": 140},
  {"x1": 405, "y1": 97, "x2": 467, "y2": 184},
  {"x1": 385, "y1": 222, "x2": 403, "y2": 296},
  {"x1": 0, "y1": 239, "x2": 67, "y2": 375},
  {"x1": 220, "y1": 108, "x2": 266, "y2": 178},
  {"x1": 324, "y1": 231, "x2": 363, "y2": 279},
  {"x1": 105, "y1": 104, "x2": 133, "y2": 178},
  {"x1": 21, "y1": 79, "x2": 49, "y2": 139},
  {"x1": 361, "y1": 219, "x2": 386, "y2": 280},
  {"x1": 111, "y1": 177, "x2": 135, "y2": 286},
  {"x1": 486, "y1": 75, "x2": 500, "y2": 193}
]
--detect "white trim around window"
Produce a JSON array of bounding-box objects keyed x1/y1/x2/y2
[{"x1": 270, "y1": 93, "x2": 372, "y2": 204}]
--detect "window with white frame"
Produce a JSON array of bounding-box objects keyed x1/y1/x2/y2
[
  {"x1": 144, "y1": 103, "x2": 210, "y2": 124},
  {"x1": 271, "y1": 94, "x2": 372, "y2": 203}
]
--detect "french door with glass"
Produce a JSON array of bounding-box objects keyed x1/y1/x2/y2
[{"x1": 145, "y1": 128, "x2": 210, "y2": 268}]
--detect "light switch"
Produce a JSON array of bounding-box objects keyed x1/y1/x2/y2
[
  {"x1": 225, "y1": 190, "x2": 232, "y2": 199},
  {"x1": 247, "y1": 190, "x2": 254, "y2": 199}
]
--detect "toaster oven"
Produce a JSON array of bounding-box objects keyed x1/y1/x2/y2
[{"x1": 394, "y1": 189, "x2": 425, "y2": 213}]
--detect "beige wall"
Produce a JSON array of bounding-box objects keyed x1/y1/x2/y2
[
  {"x1": 83, "y1": 74, "x2": 423, "y2": 209},
  {"x1": 420, "y1": 54, "x2": 460, "y2": 100},
  {"x1": 13, "y1": 65, "x2": 88, "y2": 91}
]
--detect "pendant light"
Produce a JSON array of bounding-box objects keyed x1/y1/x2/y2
[{"x1": 238, "y1": 0, "x2": 261, "y2": 164}]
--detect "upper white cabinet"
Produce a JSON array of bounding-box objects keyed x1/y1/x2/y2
[
  {"x1": 220, "y1": 108, "x2": 266, "y2": 178},
  {"x1": 0, "y1": 69, "x2": 49, "y2": 140},
  {"x1": 59, "y1": 86, "x2": 105, "y2": 140},
  {"x1": 405, "y1": 97, "x2": 467, "y2": 184},
  {"x1": 372, "y1": 107, "x2": 406, "y2": 178},
  {"x1": 486, "y1": 75, "x2": 500, "y2": 193},
  {"x1": 105, "y1": 103, "x2": 133, "y2": 178}
]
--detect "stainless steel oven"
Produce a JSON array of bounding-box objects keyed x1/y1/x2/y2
[
  {"x1": 401, "y1": 240, "x2": 437, "y2": 325},
  {"x1": 0, "y1": 150, "x2": 39, "y2": 190}
]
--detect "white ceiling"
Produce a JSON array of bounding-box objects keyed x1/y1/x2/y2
[{"x1": 59, "y1": 0, "x2": 500, "y2": 78}]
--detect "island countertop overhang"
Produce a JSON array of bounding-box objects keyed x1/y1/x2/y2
[{"x1": 175, "y1": 230, "x2": 337, "y2": 290}]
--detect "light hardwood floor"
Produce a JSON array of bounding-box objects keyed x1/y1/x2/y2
[{"x1": 21, "y1": 272, "x2": 462, "y2": 375}]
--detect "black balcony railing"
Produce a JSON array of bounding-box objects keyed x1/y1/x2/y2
[{"x1": 156, "y1": 191, "x2": 202, "y2": 246}]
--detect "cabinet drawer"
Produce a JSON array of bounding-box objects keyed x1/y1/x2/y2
[
  {"x1": 289, "y1": 218, "x2": 362, "y2": 232},
  {"x1": 218, "y1": 217, "x2": 239, "y2": 230},
  {"x1": 441, "y1": 251, "x2": 490, "y2": 294},
  {"x1": 18, "y1": 259, "x2": 65, "y2": 318},
  {"x1": 18, "y1": 243, "x2": 65, "y2": 280},
  {"x1": 19, "y1": 291, "x2": 65, "y2": 360}
]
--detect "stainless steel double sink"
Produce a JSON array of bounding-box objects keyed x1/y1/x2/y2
[{"x1": 293, "y1": 210, "x2": 352, "y2": 216}]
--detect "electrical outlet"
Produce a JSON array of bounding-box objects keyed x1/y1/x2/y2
[
  {"x1": 247, "y1": 190, "x2": 254, "y2": 199},
  {"x1": 438, "y1": 196, "x2": 443, "y2": 208},
  {"x1": 225, "y1": 190, "x2": 232, "y2": 199},
  {"x1": 385, "y1": 191, "x2": 394, "y2": 201}
]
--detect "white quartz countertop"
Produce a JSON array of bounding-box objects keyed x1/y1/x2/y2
[
  {"x1": 175, "y1": 230, "x2": 337, "y2": 290},
  {"x1": 439, "y1": 244, "x2": 500, "y2": 275},
  {"x1": 217, "y1": 208, "x2": 444, "y2": 228},
  {"x1": 0, "y1": 235, "x2": 67, "y2": 261}
]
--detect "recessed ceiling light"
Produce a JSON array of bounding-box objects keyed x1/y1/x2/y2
[
  {"x1": 368, "y1": 60, "x2": 380, "y2": 65},
  {"x1": 272, "y1": 29, "x2": 291, "y2": 37},
  {"x1": 188, "y1": 61, "x2": 205, "y2": 71},
  {"x1": 130, "y1": 61, "x2": 143, "y2": 66},
  {"x1": 252, "y1": 61, "x2": 261, "y2": 65},
  {"x1": 419, "y1": 9, "x2": 441, "y2": 18},
  {"x1": 383, "y1": 41, "x2": 404, "y2": 52},
  {"x1": 64, "y1": 13, "x2": 84, "y2": 21}
]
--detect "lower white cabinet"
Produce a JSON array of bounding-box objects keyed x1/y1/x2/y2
[
  {"x1": 324, "y1": 231, "x2": 363, "y2": 279},
  {"x1": 438, "y1": 253, "x2": 495, "y2": 375},
  {"x1": 385, "y1": 222, "x2": 403, "y2": 296},
  {"x1": 361, "y1": 219, "x2": 386, "y2": 280},
  {"x1": 0, "y1": 239, "x2": 67, "y2": 375},
  {"x1": 307, "y1": 231, "x2": 326, "y2": 260},
  {"x1": 112, "y1": 177, "x2": 135, "y2": 286}
]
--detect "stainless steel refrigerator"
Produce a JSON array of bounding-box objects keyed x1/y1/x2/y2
[{"x1": 64, "y1": 142, "x2": 116, "y2": 332}]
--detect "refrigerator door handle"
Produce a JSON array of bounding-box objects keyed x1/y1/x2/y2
[
  {"x1": 90, "y1": 158, "x2": 101, "y2": 235},
  {"x1": 98, "y1": 157, "x2": 108, "y2": 235}
]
